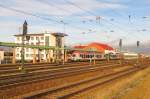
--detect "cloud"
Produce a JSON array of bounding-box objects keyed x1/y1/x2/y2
[
  {"x1": 0, "y1": 0, "x2": 126, "y2": 17},
  {"x1": 0, "y1": 0, "x2": 148, "y2": 45}
]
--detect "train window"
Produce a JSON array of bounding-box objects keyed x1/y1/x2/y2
[
  {"x1": 80, "y1": 54, "x2": 82, "y2": 57},
  {"x1": 83, "y1": 54, "x2": 85, "y2": 58},
  {"x1": 96, "y1": 55, "x2": 99, "y2": 58},
  {"x1": 80, "y1": 54, "x2": 83, "y2": 58},
  {"x1": 84, "y1": 54, "x2": 86, "y2": 58},
  {"x1": 86, "y1": 55, "x2": 88, "y2": 58},
  {"x1": 89, "y1": 55, "x2": 91, "y2": 58},
  {"x1": 85, "y1": 55, "x2": 87, "y2": 58}
]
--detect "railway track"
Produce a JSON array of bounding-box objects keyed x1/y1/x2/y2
[
  {"x1": 0, "y1": 62, "x2": 90, "y2": 71},
  {"x1": 0, "y1": 62, "x2": 116, "y2": 79},
  {"x1": 0, "y1": 63, "x2": 92, "y2": 76},
  {"x1": 0, "y1": 63, "x2": 122, "y2": 89},
  {"x1": 22, "y1": 64, "x2": 149, "y2": 99}
]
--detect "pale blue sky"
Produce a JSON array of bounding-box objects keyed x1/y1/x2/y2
[{"x1": 0, "y1": 0, "x2": 150, "y2": 46}]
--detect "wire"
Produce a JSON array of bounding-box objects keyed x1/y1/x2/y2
[
  {"x1": 0, "y1": 4, "x2": 61, "y2": 23},
  {"x1": 0, "y1": 3, "x2": 91, "y2": 32},
  {"x1": 63, "y1": 0, "x2": 137, "y2": 34}
]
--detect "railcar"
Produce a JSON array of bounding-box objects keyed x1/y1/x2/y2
[
  {"x1": 123, "y1": 53, "x2": 138, "y2": 59},
  {"x1": 68, "y1": 50, "x2": 139, "y2": 62},
  {"x1": 69, "y1": 51, "x2": 119, "y2": 61}
]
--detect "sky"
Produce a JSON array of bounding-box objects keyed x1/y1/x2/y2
[{"x1": 0, "y1": 0, "x2": 150, "y2": 47}]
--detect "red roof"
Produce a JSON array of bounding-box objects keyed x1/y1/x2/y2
[
  {"x1": 74, "y1": 45, "x2": 87, "y2": 49},
  {"x1": 89, "y1": 42, "x2": 113, "y2": 50},
  {"x1": 73, "y1": 42, "x2": 113, "y2": 53}
]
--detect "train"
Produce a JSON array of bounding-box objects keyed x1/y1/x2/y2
[
  {"x1": 68, "y1": 51, "x2": 120, "y2": 61},
  {"x1": 68, "y1": 51, "x2": 139, "y2": 62}
]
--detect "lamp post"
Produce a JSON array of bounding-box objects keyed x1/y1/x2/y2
[
  {"x1": 37, "y1": 38, "x2": 41, "y2": 63},
  {"x1": 60, "y1": 20, "x2": 67, "y2": 33},
  {"x1": 19, "y1": 20, "x2": 28, "y2": 72}
]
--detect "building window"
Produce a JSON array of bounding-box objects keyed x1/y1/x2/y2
[
  {"x1": 36, "y1": 42, "x2": 40, "y2": 45},
  {"x1": 40, "y1": 42, "x2": 44, "y2": 45},
  {"x1": 26, "y1": 54, "x2": 29, "y2": 57},
  {"x1": 17, "y1": 48, "x2": 19, "y2": 51},
  {"x1": 30, "y1": 54, "x2": 33, "y2": 57},
  {"x1": 26, "y1": 48, "x2": 29, "y2": 52},
  {"x1": 16, "y1": 54, "x2": 19, "y2": 57},
  {"x1": 17, "y1": 37, "x2": 20, "y2": 41},
  {"x1": 31, "y1": 37, "x2": 34, "y2": 40},
  {"x1": 41, "y1": 54, "x2": 44, "y2": 58},
  {"x1": 31, "y1": 43, "x2": 34, "y2": 45},
  {"x1": 36, "y1": 37, "x2": 39, "y2": 40},
  {"x1": 45, "y1": 36, "x2": 49, "y2": 46},
  {"x1": 41, "y1": 37, "x2": 44, "y2": 40},
  {"x1": 56, "y1": 37, "x2": 62, "y2": 47}
]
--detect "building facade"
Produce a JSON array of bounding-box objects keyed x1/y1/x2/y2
[
  {"x1": 0, "y1": 49, "x2": 13, "y2": 64},
  {"x1": 14, "y1": 32, "x2": 67, "y2": 62}
]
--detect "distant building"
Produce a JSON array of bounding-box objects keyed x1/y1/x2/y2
[
  {"x1": 0, "y1": 48, "x2": 13, "y2": 64},
  {"x1": 14, "y1": 32, "x2": 67, "y2": 61}
]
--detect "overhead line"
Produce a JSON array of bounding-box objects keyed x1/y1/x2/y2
[
  {"x1": 0, "y1": 3, "x2": 90, "y2": 32},
  {"x1": 64, "y1": 0, "x2": 144, "y2": 40},
  {"x1": 0, "y1": 4, "x2": 61, "y2": 24}
]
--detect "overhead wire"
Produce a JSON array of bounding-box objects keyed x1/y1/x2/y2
[
  {"x1": 63, "y1": 0, "x2": 144, "y2": 42},
  {"x1": 0, "y1": 3, "x2": 91, "y2": 33}
]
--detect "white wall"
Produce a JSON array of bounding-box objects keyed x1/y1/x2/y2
[
  {"x1": 14, "y1": 33, "x2": 66, "y2": 61},
  {"x1": 0, "y1": 51, "x2": 4, "y2": 64}
]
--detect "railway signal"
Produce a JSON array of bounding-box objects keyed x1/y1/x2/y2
[
  {"x1": 137, "y1": 41, "x2": 140, "y2": 47},
  {"x1": 136, "y1": 41, "x2": 140, "y2": 64},
  {"x1": 119, "y1": 39, "x2": 122, "y2": 51},
  {"x1": 128, "y1": 15, "x2": 131, "y2": 22}
]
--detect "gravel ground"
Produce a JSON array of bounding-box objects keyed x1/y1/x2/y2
[
  {"x1": 0, "y1": 66, "x2": 115, "y2": 99},
  {"x1": 68, "y1": 66, "x2": 150, "y2": 99},
  {"x1": 119, "y1": 68, "x2": 150, "y2": 99}
]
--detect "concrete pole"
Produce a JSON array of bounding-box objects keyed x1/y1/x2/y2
[
  {"x1": 63, "y1": 49, "x2": 67, "y2": 64},
  {"x1": 46, "y1": 51, "x2": 49, "y2": 63},
  {"x1": 107, "y1": 54, "x2": 110, "y2": 63},
  {"x1": 63, "y1": 50, "x2": 65, "y2": 65},
  {"x1": 33, "y1": 48, "x2": 36, "y2": 64},
  {"x1": 48, "y1": 50, "x2": 51, "y2": 63},
  {"x1": 64, "y1": 50, "x2": 67, "y2": 62},
  {"x1": 93, "y1": 52, "x2": 96, "y2": 65},
  {"x1": 12, "y1": 47, "x2": 16, "y2": 64},
  {"x1": 39, "y1": 50, "x2": 42, "y2": 63}
]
